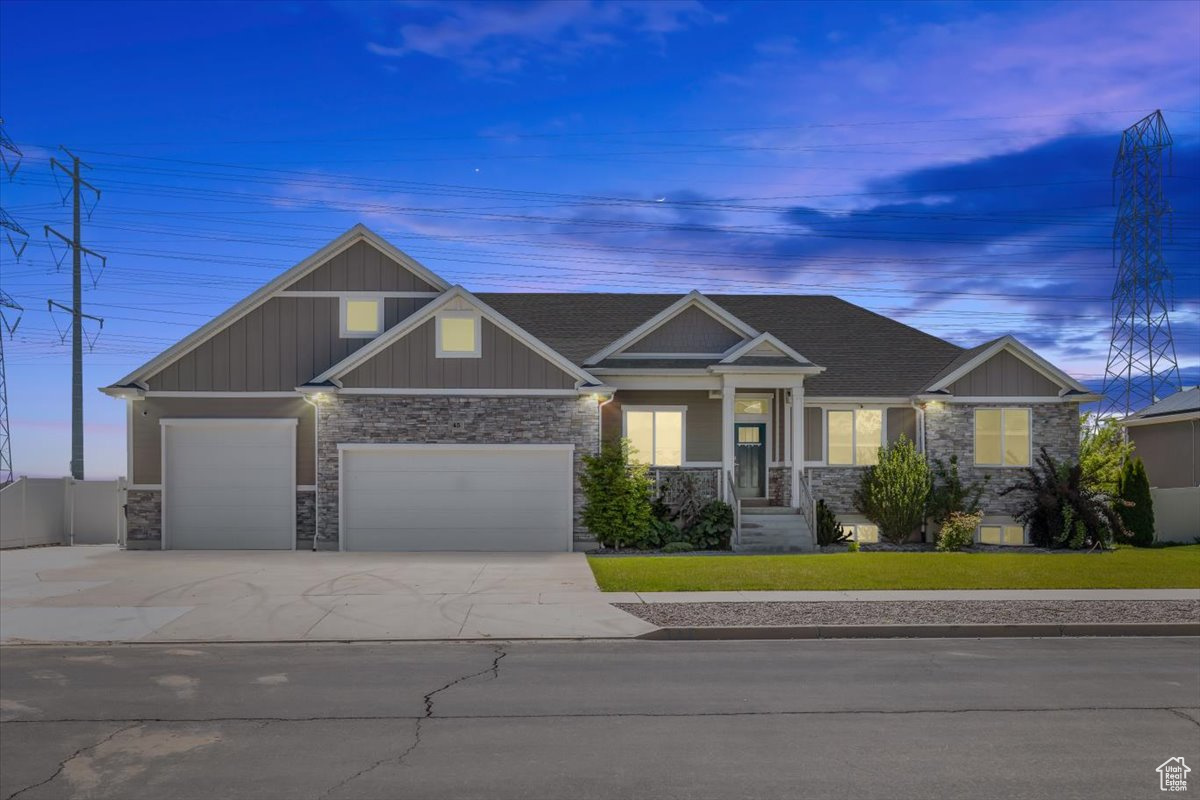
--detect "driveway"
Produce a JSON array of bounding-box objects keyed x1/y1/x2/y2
[{"x1": 0, "y1": 546, "x2": 653, "y2": 643}]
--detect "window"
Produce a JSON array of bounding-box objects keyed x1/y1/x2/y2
[
  {"x1": 841, "y1": 523, "x2": 879, "y2": 543},
  {"x1": 974, "y1": 408, "x2": 1031, "y2": 466},
  {"x1": 624, "y1": 407, "x2": 684, "y2": 466},
  {"x1": 826, "y1": 409, "x2": 883, "y2": 466},
  {"x1": 979, "y1": 524, "x2": 1026, "y2": 546},
  {"x1": 340, "y1": 297, "x2": 383, "y2": 338},
  {"x1": 737, "y1": 426, "x2": 761, "y2": 444},
  {"x1": 436, "y1": 312, "x2": 481, "y2": 358},
  {"x1": 735, "y1": 398, "x2": 767, "y2": 415}
]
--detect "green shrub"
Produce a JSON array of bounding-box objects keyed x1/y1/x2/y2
[
  {"x1": 853, "y1": 435, "x2": 931, "y2": 545},
  {"x1": 661, "y1": 540, "x2": 695, "y2": 553},
  {"x1": 646, "y1": 493, "x2": 681, "y2": 550},
  {"x1": 815, "y1": 499, "x2": 850, "y2": 546},
  {"x1": 1117, "y1": 457, "x2": 1155, "y2": 547},
  {"x1": 847, "y1": 541, "x2": 860, "y2": 553},
  {"x1": 1000, "y1": 448, "x2": 1125, "y2": 549},
  {"x1": 927, "y1": 455, "x2": 988, "y2": 525},
  {"x1": 685, "y1": 499, "x2": 734, "y2": 550},
  {"x1": 936, "y1": 511, "x2": 981, "y2": 552},
  {"x1": 1080, "y1": 412, "x2": 1135, "y2": 495},
  {"x1": 580, "y1": 438, "x2": 654, "y2": 549}
]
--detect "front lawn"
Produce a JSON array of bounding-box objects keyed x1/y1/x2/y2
[{"x1": 588, "y1": 546, "x2": 1200, "y2": 592}]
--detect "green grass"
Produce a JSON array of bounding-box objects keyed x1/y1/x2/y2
[{"x1": 587, "y1": 545, "x2": 1200, "y2": 592}]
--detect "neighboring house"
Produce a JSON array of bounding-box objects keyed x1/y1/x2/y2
[
  {"x1": 1119, "y1": 387, "x2": 1200, "y2": 542},
  {"x1": 102, "y1": 225, "x2": 1096, "y2": 552}
]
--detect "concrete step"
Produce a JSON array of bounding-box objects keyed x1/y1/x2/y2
[
  {"x1": 741, "y1": 516, "x2": 807, "y2": 531},
  {"x1": 734, "y1": 541, "x2": 814, "y2": 554},
  {"x1": 741, "y1": 506, "x2": 798, "y2": 516}
]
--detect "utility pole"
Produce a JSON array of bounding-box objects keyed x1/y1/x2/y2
[
  {"x1": 0, "y1": 118, "x2": 26, "y2": 486},
  {"x1": 45, "y1": 149, "x2": 103, "y2": 480}
]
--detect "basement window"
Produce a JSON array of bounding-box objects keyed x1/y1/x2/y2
[
  {"x1": 340, "y1": 296, "x2": 384, "y2": 338},
  {"x1": 841, "y1": 523, "x2": 879, "y2": 543},
  {"x1": 979, "y1": 524, "x2": 1027, "y2": 546}
]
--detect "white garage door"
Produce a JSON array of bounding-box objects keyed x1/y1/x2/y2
[
  {"x1": 341, "y1": 445, "x2": 573, "y2": 552},
  {"x1": 163, "y1": 419, "x2": 296, "y2": 550}
]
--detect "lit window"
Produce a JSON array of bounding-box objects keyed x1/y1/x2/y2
[
  {"x1": 827, "y1": 409, "x2": 883, "y2": 466},
  {"x1": 979, "y1": 524, "x2": 1026, "y2": 546},
  {"x1": 737, "y1": 426, "x2": 761, "y2": 444},
  {"x1": 842, "y1": 523, "x2": 879, "y2": 543},
  {"x1": 436, "y1": 313, "x2": 480, "y2": 358},
  {"x1": 340, "y1": 297, "x2": 383, "y2": 338},
  {"x1": 624, "y1": 408, "x2": 684, "y2": 467},
  {"x1": 974, "y1": 408, "x2": 1031, "y2": 466},
  {"x1": 735, "y1": 398, "x2": 767, "y2": 415}
]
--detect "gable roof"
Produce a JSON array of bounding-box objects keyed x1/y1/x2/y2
[
  {"x1": 105, "y1": 225, "x2": 449, "y2": 391},
  {"x1": 1121, "y1": 386, "x2": 1200, "y2": 422},
  {"x1": 477, "y1": 293, "x2": 965, "y2": 396},
  {"x1": 922, "y1": 334, "x2": 1090, "y2": 395},
  {"x1": 583, "y1": 290, "x2": 758, "y2": 365},
  {"x1": 719, "y1": 332, "x2": 814, "y2": 366},
  {"x1": 309, "y1": 286, "x2": 598, "y2": 389}
]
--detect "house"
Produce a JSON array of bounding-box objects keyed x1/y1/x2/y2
[
  {"x1": 101, "y1": 225, "x2": 1096, "y2": 552},
  {"x1": 1119, "y1": 387, "x2": 1200, "y2": 542}
]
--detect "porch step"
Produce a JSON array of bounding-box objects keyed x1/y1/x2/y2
[
  {"x1": 742, "y1": 506, "x2": 798, "y2": 516},
  {"x1": 734, "y1": 511, "x2": 815, "y2": 553}
]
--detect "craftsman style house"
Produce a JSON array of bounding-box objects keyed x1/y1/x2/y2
[{"x1": 103, "y1": 225, "x2": 1095, "y2": 551}]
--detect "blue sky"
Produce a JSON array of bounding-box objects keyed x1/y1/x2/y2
[{"x1": 1, "y1": 0, "x2": 1198, "y2": 478}]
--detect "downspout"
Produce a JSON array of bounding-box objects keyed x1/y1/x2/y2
[
  {"x1": 913, "y1": 400, "x2": 928, "y2": 543},
  {"x1": 302, "y1": 394, "x2": 321, "y2": 552}
]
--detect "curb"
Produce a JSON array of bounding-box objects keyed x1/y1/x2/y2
[{"x1": 637, "y1": 622, "x2": 1200, "y2": 640}]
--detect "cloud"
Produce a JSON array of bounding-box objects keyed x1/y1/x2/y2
[{"x1": 352, "y1": 0, "x2": 716, "y2": 73}]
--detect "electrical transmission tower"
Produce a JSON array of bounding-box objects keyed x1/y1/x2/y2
[
  {"x1": 1100, "y1": 110, "x2": 1182, "y2": 418},
  {"x1": 45, "y1": 148, "x2": 104, "y2": 480},
  {"x1": 0, "y1": 118, "x2": 26, "y2": 485}
]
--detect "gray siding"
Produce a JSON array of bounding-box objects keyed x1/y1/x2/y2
[
  {"x1": 1128, "y1": 419, "x2": 1198, "y2": 489},
  {"x1": 146, "y1": 297, "x2": 429, "y2": 391},
  {"x1": 285, "y1": 240, "x2": 439, "y2": 292},
  {"x1": 887, "y1": 406, "x2": 917, "y2": 446},
  {"x1": 624, "y1": 306, "x2": 744, "y2": 353},
  {"x1": 602, "y1": 390, "x2": 722, "y2": 462},
  {"x1": 947, "y1": 350, "x2": 1062, "y2": 396},
  {"x1": 340, "y1": 318, "x2": 578, "y2": 390},
  {"x1": 804, "y1": 406, "x2": 823, "y2": 462},
  {"x1": 132, "y1": 397, "x2": 315, "y2": 485}
]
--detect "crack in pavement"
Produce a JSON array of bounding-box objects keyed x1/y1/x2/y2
[
  {"x1": 1167, "y1": 707, "x2": 1200, "y2": 728},
  {"x1": 316, "y1": 644, "x2": 507, "y2": 799},
  {"x1": 3, "y1": 722, "x2": 140, "y2": 800}
]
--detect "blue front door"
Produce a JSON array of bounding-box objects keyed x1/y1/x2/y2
[{"x1": 734, "y1": 423, "x2": 766, "y2": 499}]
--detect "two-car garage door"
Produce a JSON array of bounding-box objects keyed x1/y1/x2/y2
[{"x1": 340, "y1": 445, "x2": 573, "y2": 552}]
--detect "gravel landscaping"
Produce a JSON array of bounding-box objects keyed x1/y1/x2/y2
[{"x1": 614, "y1": 600, "x2": 1200, "y2": 627}]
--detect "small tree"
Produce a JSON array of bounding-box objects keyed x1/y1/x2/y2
[
  {"x1": 1000, "y1": 448, "x2": 1125, "y2": 549},
  {"x1": 926, "y1": 455, "x2": 988, "y2": 525},
  {"x1": 853, "y1": 435, "x2": 931, "y2": 545},
  {"x1": 579, "y1": 438, "x2": 654, "y2": 549},
  {"x1": 1080, "y1": 412, "x2": 1135, "y2": 495},
  {"x1": 1117, "y1": 457, "x2": 1155, "y2": 547}
]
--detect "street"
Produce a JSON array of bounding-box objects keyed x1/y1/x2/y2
[{"x1": 2, "y1": 637, "x2": 1198, "y2": 800}]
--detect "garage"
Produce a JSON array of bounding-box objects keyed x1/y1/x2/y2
[
  {"x1": 162, "y1": 419, "x2": 297, "y2": 550},
  {"x1": 339, "y1": 444, "x2": 574, "y2": 551}
]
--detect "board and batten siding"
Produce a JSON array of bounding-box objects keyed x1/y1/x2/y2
[
  {"x1": 624, "y1": 306, "x2": 745, "y2": 354},
  {"x1": 284, "y1": 240, "x2": 440, "y2": 292},
  {"x1": 602, "y1": 390, "x2": 722, "y2": 462},
  {"x1": 340, "y1": 318, "x2": 578, "y2": 390},
  {"x1": 804, "y1": 406, "x2": 823, "y2": 462},
  {"x1": 947, "y1": 350, "x2": 1062, "y2": 396},
  {"x1": 145, "y1": 297, "x2": 431, "y2": 392},
  {"x1": 132, "y1": 397, "x2": 315, "y2": 485},
  {"x1": 887, "y1": 407, "x2": 917, "y2": 446}
]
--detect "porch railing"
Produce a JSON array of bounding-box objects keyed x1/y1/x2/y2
[
  {"x1": 795, "y1": 472, "x2": 816, "y2": 534},
  {"x1": 725, "y1": 470, "x2": 741, "y2": 547}
]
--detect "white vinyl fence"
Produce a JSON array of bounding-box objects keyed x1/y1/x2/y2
[
  {"x1": 0, "y1": 477, "x2": 126, "y2": 549},
  {"x1": 1152, "y1": 487, "x2": 1200, "y2": 544}
]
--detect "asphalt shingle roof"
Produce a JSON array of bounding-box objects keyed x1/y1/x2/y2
[
  {"x1": 478, "y1": 293, "x2": 965, "y2": 397},
  {"x1": 1125, "y1": 387, "x2": 1200, "y2": 420}
]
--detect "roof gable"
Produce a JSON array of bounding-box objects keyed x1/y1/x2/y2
[
  {"x1": 585, "y1": 291, "x2": 757, "y2": 365},
  {"x1": 720, "y1": 333, "x2": 814, "y2": 366},
  {"x1": 924, "y1": 335, "x2": 1089, "y2": 396},
  {"x1": 283, "y1": 238, "x2": 444, "y2": 293}
]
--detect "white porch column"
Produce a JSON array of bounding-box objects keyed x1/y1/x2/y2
[
  {"x1": 790, "y1": 382, "x2": 805, "y2": 508},
  {"x1": 720, "y1": 378, "x2": 735, "y2": 502}
]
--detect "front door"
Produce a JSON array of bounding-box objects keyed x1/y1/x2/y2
[{"x1": 734, "y1": 422, "x2": 766, "y2": 499}]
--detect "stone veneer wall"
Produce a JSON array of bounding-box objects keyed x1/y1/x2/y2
[
  {"x1": 807, "y1": 468, "x2": 865, "y2": 515},
  {"x1": 315, "y1": 394, "x2": 598, "y2": 547},
  {"x1": 768, "y1": 467, "x2": 791, "y2": 507},
  {"x1": 125, "y1": 489, "x2": 162, "y2": 548},
  {"x1": 296, "y1": 491, "x2": 316, "y2": 546},
  {"x1": 924, "y1": 401, "x2": 1080, "y2": 517}
]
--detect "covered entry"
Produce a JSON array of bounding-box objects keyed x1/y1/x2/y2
[{"x1": 339, "y1": 444, "x2": 574, "y2": 551}]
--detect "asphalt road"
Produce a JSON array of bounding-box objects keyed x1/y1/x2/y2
[{"x1": 1, "y1": 637, "x2": 1198, "y2": 800}]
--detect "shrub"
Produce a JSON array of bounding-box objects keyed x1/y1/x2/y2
[
  {"x1": 853, "y1": 435, "x2": 931, "y2": 545},
  {"x1": 580, "y1": 438, "x2": 654, "y2": 549},
  {"x1": 1000, "y1": 448, "x2": 1125, "y2": 549},
  {"x1": 1080, "y1": 412, "x2": 1135, "y2": 495},
  {"x1": 927, "y1": 455, "x2": 988, "y2": 525},
  {"x1": 847, "y1": 541, "x2": 860, "y2": 553},
  {"x1": 815, "y1": 499, "x2": 850, "y2": 547},
  {"x1": 936, "y1": 511, "x2": 981, "y2": 552},
  {"x1": 1117, "y1": 457, "x2": 1155, "y2": 547},
  {"x1": 647, "y1": 493, "x2": 681, "y2": 550},
  {"x1": 685, "y1": 499, "x2": 734, "y2": 550},
  {"x1": 656, "y1": 471, "x2": 708, "y2": 532},
  {"x1": 661, "y1": 540, "x2": 695, "y2": 553}
]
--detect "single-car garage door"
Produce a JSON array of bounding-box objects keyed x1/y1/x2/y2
[
  {"x1": 163, "y1": 419, "x2": 296, "y2": 550},
  {"x1": 340, "y1": 444, "x2": 573, "y2": 551}
]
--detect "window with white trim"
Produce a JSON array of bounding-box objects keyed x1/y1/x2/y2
[
  {"x1": 623, "y1": 407, "x2": 684, "y2": 467},
  {"x1": 974, "y1": 408, "x2": 1031, "y2": 467},
  {"x1": 978, "y1": 523, "x2": 1026, "y2": 546},
  {"x1": 340, "y1": 296, "x2": 384, "y2": 338},
  {"x1": 436, "y1": 312, "x2": 481, "y2": 358},
  {"x1": 841, "y1": 523, "x2": 879, "y2": 543},
  {"x1": 826, "y1": 409, "x2": 883, "y2": 466}
]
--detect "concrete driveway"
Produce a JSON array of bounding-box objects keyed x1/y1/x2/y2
[{"x1": 0, "y1": 546, "x2": 653, "y2": 643}]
